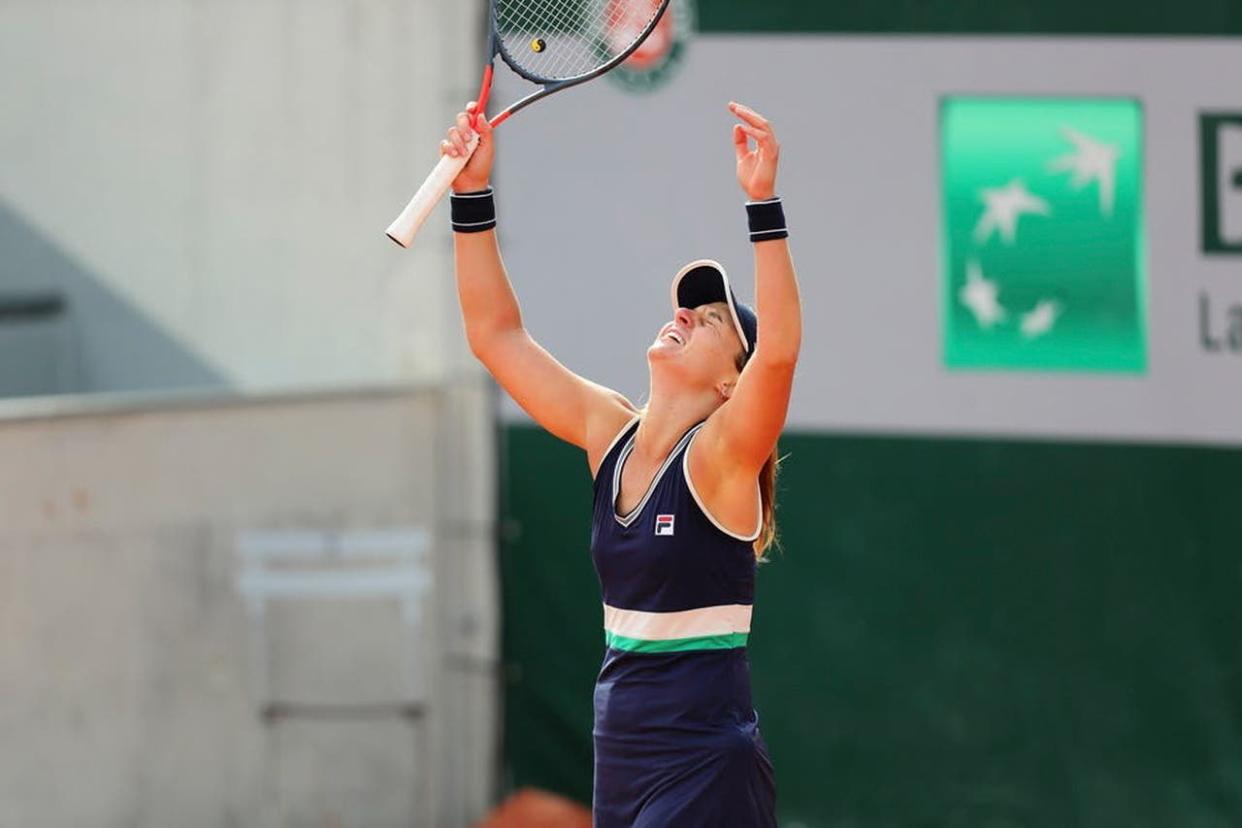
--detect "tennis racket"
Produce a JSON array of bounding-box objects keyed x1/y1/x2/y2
[{"x1": 385, "y1": 0, "x2": 672, "y2": 247}]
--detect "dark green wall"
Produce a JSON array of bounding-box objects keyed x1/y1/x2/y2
[
  {"x1": 500, "y1": 424, "x2": 1242, "y2": 826},
  {"x1": 695, "y1": 0, "x2": 1242, "y2": 34}
]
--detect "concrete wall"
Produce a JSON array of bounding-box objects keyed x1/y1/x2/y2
[
  {"x1": 0, "y1": 0, "x2": 481, "y2": 394},
  {"x1": 0, "y1": 2, "x2": 505, "y2": 822},
  {"x1": 0, "y1": 383, "x2": 497, "y2": 828}
]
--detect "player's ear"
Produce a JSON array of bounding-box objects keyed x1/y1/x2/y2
[{"x1": 717, "y1": 379, "x2": 736, "y2": 401}]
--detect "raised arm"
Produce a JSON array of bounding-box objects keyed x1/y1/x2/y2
[
  {"x1": 698, "y1": 102, "x2": 802, "y2": 476},
  {"x1": 443, "y1": 104, "x2": 636, "y2": 467}
]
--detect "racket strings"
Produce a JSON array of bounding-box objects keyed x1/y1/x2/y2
[
  {"x1": 496, "y1": 0, "x2": 663, "y2": 82},
  {"x1": 498, "y1": 0, "x2": 603, "y2": 78}
]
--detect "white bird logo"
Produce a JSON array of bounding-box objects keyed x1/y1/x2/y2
[
  {"x1": 1021, "y1": 299, "x2": 1063, "y2": 339},
  {"x1": 1047, "y1": 127, "x2": 1120, "y2": 217},
  {"x1": 959, "y1": 260, "x2": 1007, "y2": 329},
  {"x1": 973, "y1": 180, "x2": 1051, "y2": 245}
]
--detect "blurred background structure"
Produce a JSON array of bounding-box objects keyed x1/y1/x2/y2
[{"x1": 3, "y1": 1, "x2": 1242, "y2": 826}]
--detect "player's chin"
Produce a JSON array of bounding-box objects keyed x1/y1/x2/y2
[
  {"x1": 647, "y1": 338, "x2": 684, "y2": 362},
  {"x1": 647, "y1": 343, "x2": 684, "y2": 375}
]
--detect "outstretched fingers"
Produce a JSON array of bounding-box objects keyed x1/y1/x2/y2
[
  {"x1": 729, "y1": 101, "x2": 772, "y2": 132},
  {"x1": 729, "y1": 102, "x2": 778, "y2": 154},
  {"x1": 729, "y1": 100, "x2": 780, "y2": 200}
]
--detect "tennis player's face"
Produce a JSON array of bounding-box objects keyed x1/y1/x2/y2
[{"x1": 650, "y1": 302, "x2": 745, "y2": 390}]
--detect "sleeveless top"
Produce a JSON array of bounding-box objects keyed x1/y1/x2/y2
[{"x1": 589, "y1": 415, "x2": 762, "y2": 735}]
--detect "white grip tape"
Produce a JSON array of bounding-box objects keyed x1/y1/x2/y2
[{"x1": 386, "y1": 133, "x2": 480, "y2": 248}]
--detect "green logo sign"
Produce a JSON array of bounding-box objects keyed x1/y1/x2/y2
[
  {"x1": 1200, "y1": 113, "x2": 1242, "y2": 254},
  {"x1": 940, "y1": 97, "x2": 1147, "y2": 373},
  {"x1": 608, "y1": 0, "x2": 693, "y2": 93}
]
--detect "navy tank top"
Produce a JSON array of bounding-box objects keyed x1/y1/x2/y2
[
  {"x1": 589, "y1": 416, "x2": 775, "y2": 827},
  {"x1": 591, "y1": 416, "x2": 760, "y2": 650}
]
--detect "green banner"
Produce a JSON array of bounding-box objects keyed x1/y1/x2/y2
[
  {"x1": 940, "y1": 97, "x2": 1146, "y2": 373},
  {"x1": 696, "y1": 0, "x2": 1242, "y2": 34}
]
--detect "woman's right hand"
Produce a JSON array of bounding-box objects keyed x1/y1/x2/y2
[{"x1": 444, "y1": 101, "x2": 494, "y2": 193}]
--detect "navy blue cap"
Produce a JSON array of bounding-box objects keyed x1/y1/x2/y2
[{"x1": 671, "y1": 259, "x2": 757, "y2": 358}]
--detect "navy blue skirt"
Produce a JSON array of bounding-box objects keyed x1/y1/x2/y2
[{"x1": 592, "y1": 648, "x2": 777, "y2": 827}]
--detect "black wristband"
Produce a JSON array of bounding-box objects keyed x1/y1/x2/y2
[
  {"x1": 450, "y1": 187, "x2": 496, "y2": 233},
  {"x1": 746, "y1": 197, "x2": 788, "y2": 242}
]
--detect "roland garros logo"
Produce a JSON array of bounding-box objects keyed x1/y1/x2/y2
[{"x1": 607, "y1": 0, "x2": 693, "y2": 93}]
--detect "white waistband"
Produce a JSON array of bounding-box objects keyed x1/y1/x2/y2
[{"x1": 603, "y1": 603, "x2": 752, "y2": 641}]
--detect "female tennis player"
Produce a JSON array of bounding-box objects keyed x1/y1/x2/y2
[{"x1": 441, "y1": 99, "x2": 800, "y2": 827}]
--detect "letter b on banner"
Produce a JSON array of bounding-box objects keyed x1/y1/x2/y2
[{"x1": 1201, "y1": 113, "x2": 1242, "y2": 254}]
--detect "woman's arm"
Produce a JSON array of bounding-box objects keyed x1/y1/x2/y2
[
  {"x1": 696, "y1": 102, "x2": 802, "y2": 477},
  {"x1": 444, "y1": 105, "x2": 637, "y2": 467}
]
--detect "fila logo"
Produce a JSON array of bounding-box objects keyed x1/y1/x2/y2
[{"x1": 655, "y1": 514, "x2": 675, "y2": 536}]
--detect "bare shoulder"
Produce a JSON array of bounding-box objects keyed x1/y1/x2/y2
[
  {"x1": 689, "y1": 401, "x2": 753, "y2": 482},
  {"x1": 586, "y1": 389, "x2": 640, "y2": 479},
  {"x1": 684, "y1": 404, "x2": 763, "y2": 538}
]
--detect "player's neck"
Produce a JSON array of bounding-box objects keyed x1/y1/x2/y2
[{"x1": 636, "y1": 386, "x2": 717, "y2": 460}]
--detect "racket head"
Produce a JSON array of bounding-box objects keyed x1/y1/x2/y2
[{"x1": 491, "y1": 0, "x2": 672, "y2": 86}]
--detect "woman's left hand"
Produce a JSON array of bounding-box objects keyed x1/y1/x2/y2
[{"x1": 730, "y1": 101, "x2": 780, "y2": 201}]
